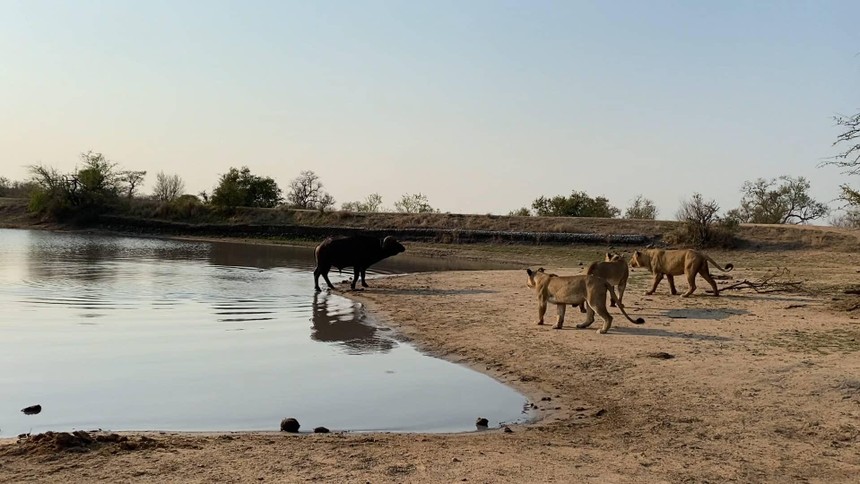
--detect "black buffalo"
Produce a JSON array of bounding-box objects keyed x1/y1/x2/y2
[{"x1": 313, "y1": 235, "x2": 406, "y2": 292}]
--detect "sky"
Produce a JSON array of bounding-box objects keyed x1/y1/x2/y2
[{"x1": 1, "y1": 0, "x2": 859, "y2": 220}]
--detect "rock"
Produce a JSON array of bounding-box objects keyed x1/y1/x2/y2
[
  {"x1": 503, "y1": 426, "x2": 513, "y2": 433},
  {"x1": 452, "y1": 457, "x2": 461, "y2": 463},
  {"x1": 541, "y1": 396, "x2": 552, "y2": 401},
  {"x1": 280, "y1": 418, "x2": 300, "y2": 433},
  {"x1": 313, "y1": 426, "x2": 330, "y2": 434},
  {"x1": 644, "y1": 352, "x2": 675, "y2": 360},
  {"x1": 475, "y1": 417, "x2": 489, "y2": 427},
  {"x1": 594, "y1": 409, "x2": 607, "y2": 417},
  {"x1": 21, "y1": 404, "x2": 42, "y2": 415}
]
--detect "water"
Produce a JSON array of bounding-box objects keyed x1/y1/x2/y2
[{"x1": 0, "y1": 229, "x2": 529, "y2": 436}]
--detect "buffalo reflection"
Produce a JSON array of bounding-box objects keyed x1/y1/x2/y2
[{"x1": 310, "y1": 293, "x2": 396, "y2": 355}]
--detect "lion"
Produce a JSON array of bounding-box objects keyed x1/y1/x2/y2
[
  {"x1": 584, "y1": 252, "x2": 629, "y2": 308},
  {"x1": 525, "y1": 268, "x2": 645, "y2": 333},
  {"x1": 630, "y1": 248, "x2": 734, "y2": 297}
]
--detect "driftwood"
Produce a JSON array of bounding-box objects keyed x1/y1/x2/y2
[{"x1": 718, "y1": 267, "x2": 806, "y2": 294}]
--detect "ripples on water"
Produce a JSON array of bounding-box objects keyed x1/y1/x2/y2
[{"x1": 0, "y1": 229, "x2": 528, "y2": 435}]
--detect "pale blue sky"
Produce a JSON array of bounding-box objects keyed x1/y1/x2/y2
[{"x1": 2, "y1": 0, "x2": 858, "y2": 219}]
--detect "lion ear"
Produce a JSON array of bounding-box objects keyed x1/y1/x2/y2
[
  {"x1": 537, "y1": 267, "x2": 545, "y2": 272},
  {"x1": 526, "y1": 268, "x2": 533, "y2": 275}
]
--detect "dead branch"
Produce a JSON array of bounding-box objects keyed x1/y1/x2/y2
[{"x1": 719, "y1": 267, "x2": 806, "y2": 294}]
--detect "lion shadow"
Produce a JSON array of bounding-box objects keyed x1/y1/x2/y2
[{"x1": 611, "y1": 325, "x2": 732, "y2": 342}]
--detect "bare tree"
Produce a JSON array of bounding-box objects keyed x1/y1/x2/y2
[
  {"x1": 342, "y1": 193, "x2": 384, "y2": 212},
  {"x1": 118, "y1": 170, "x2": 147, "y2": 199},
  {"x1": 675, "y1": 193, "x2": 724, "y2": 247},
  {"x1": 153, "y1": 171, "x2": 186, "y2": 202},
  {"x1": 394, "y1": 193, "x2": 438, "y2": 213},
  {"x1": 821, "y1": 112, "x2": 860, "y2": 206},
  {"x1": 287, "y1": 170, "x2": 335, "y2": 211},
  {"x1": 830, "y1": 209, "x2": 860, "y2": 229},
  {"x1": 623, "y1": 195, "x2": 658, "y2": 220}
]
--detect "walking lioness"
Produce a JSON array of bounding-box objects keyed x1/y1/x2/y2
[
  {"x1": 526, "y1": 268, "x2": 645, "y2": 333},
  {"x1": 585, "y1": 252, "x2": 629, "y2": 308},
  {"x1": 630, "y1": 248, "x2": 733, "y2": 297}
]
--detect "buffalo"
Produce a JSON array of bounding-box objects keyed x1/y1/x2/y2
[{"x1": 313, "y1": 235, "x2": 406, "y2": 292}]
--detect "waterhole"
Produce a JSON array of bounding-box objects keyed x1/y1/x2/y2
[{"x1": 0, "y1": 229, "x2": 530, "y2": 436}]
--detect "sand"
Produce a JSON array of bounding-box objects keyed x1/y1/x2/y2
[{"x1": 2, "y1": 247, "x2": 860, "y2": 483}]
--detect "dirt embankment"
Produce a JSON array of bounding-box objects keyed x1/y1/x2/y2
[{"x1": 3, "y1": 196, "x2": 860, "y2": 251}]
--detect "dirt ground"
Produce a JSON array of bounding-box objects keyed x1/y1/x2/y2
[{"x1": 2, "y1": 245, "x2": 860, "y2": 483}]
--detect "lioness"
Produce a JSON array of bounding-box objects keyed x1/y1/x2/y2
[
  {"x1": 584, "y1": 252, "x2": 629, "y2": 308},
  {"x1": 630, "y1": 248, "x2": 733, "y2": 297},
  {"x1": 526, "y1": 268, "x2": 645, "y2": 333}
]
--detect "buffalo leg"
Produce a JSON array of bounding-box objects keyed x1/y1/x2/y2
[
  {"x1": 315, "y1": 265, "x2": 335, "y2": 291},
  {"x1": 360, "y1": 268, "x2": 369, "y2": 288},
  {"x1": 351, "y1": 267, "x2": 360, "y2": 290}
]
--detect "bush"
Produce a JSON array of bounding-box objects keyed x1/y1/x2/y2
[
  {"x1": 211, "y1": 166, "x2": 282, "y2": 208},
  {"x1": 668, "y1": 193, "x2": 738, "y2": 248},
  {"x1": 531, "y1": 191, "x2": 619, "y2": 218},
  {"x1": 27, "y1": 152, "x2": 125, "y2": 221},
  {"x1": 623, "y1": 195, "x2": 658, "y2": 220}
]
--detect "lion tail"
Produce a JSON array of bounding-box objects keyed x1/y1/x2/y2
[
  {"x1": 704, "y1": 255, "x2": 734, "y2": 272},
  {"x1": 606, "y1": 284, "x2": 645, "y2": 325}
]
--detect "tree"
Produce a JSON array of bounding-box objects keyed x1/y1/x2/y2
[
  {"x1": 394, "y1": 193, "x2": 437, "y2": 213},
  {"x1": 211, "y1": 166, "x2": 282, "y2": 208},
  {"x1": 531, "y1": 191, "x2": 620, "y2": 218},
  {"x1": 508, "y1": 207, "x2": 531, "y2": 216},
  {"x1": 342, "y1": 193, "x2": 384, "y2": 212},
  {"x1": 727, "y1": 176, "x2": 829, "y2": 224},
  {"x1": 153, "y1": 172, "x2": 186, "y2": 202},
  {"x1": 118, "y1": 170, "x2": 147, "y2": 199},
  {"x1": 830, "y1": 209, "x2": 860, "y2": 229},
  {"x1": 828, "y1": 112, "x2": 860, "y2": 205},
  {"x1": 623, "y1": 195, "x2": 658, "y2": 220},
  {"x1": 286, "y1": 170, "x2": 335, "y2": 211}
]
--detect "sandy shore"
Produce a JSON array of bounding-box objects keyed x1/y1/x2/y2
[{"x1": 2, "y1": 247, "x2": 860, "y2": 483}]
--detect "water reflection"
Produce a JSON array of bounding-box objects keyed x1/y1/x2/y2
[
  {"x1": 310, "y1": 293, "x2": 396, "y2": 354},
  {"x1": 207, "y1": 242, "x2": 314, "y2": 270}
]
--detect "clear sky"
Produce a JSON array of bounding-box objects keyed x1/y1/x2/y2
[{"x1": 2, "y1": 0, "x2": 858, "y2": 220}]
